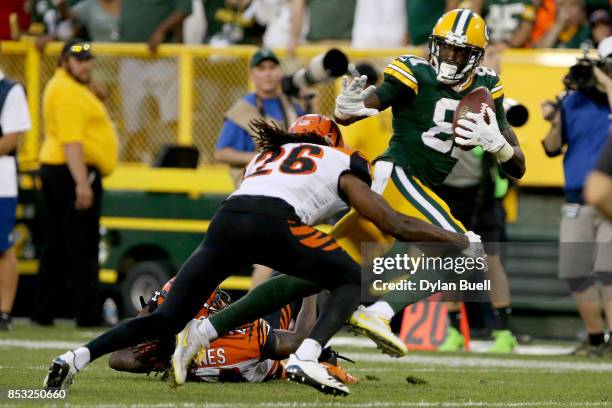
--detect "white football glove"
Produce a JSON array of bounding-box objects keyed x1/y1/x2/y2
[
  {"x1": 455, "y1": 106, "x2": 514, "y2": 162},
  {"x1": 334, "y1": 75, "x2": 379, "y2": 120},
  {"x1": 461, "y1": 230, "x2": 486, "y2": 263}
]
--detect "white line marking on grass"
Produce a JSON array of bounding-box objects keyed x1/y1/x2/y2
[
  {"x1": 76, "y1": 331, "x2": 104, "y2": 338},
  {"x1": 0, "y1": 365, "x2": 48, "y2": 370},
  {"x1": 38, "y1": 401, "x2": 611, "y2": 408},
  {"x1": 468, "y1": 342, "x2": 574, "y2": 356},
  {"x1": 331, "y1": 337, "x2": 574, "y2": 355},
  {"x1": 0, "y1": 339, "x2": 81, "y2": 349},
  {"x1": 0, "y1": 337, "x2": 574, "y2": 356},
  {"x1": 1, "y1": 339, "x2": 608, "y2": 373},
  {"x1": 350, "y1": 352, "x2": 612, "y2": 372},
  {"x1": 350, "y1": 367, "x2": 574, "y2": 373}
]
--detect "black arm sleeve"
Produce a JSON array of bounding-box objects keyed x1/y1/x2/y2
[
  {"x1": 338, "y1": 151, "x2": 372, "y2": 204},
  {"x1": 348, "y1": 151, "x2": 372, "y2": 186}
]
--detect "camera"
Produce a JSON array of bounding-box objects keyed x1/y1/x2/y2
[
  {"x1": 564, "y1": 47, "x2": 608, "y2": 91},
  {"x1": 282, "y1": 48, "x2": 349, "y2": 97},
  {"x1": 565, "y1": 58, "x2": 603, "y2": 91}
]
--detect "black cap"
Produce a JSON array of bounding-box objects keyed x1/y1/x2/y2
[
  {"x1": 250, "y1": 49, "x2": 279, "y2": 68},
  {"x1": 60, "y1": 38, "x2": 94, "y2": 60}
]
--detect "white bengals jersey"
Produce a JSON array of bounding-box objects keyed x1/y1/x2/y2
[{"x1": 232, "y1": 143, "x2": 372, "y2": 225}]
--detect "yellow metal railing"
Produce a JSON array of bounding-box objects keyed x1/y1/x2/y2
[{"x1": 1, "y1": 40, "x2": 585, "y2": 186}]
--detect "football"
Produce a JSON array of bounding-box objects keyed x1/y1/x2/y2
[{"x1": 452, "y1": 86, "x2": 496, "y2": 150}]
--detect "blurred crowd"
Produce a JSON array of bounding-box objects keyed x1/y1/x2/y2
[{"x1": 0, "y1": 0, "x2": 610, "y2": 52}]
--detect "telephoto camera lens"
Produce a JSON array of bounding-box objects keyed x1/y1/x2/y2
[{"x1": 282, "y1": 48, "x2": 349, "y2": 96}]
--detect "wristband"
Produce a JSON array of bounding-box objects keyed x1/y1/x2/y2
[{"x1": 495, "y1": 141, "x2": 514, "y2": 163}]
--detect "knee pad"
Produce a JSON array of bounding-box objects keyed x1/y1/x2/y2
[{"x1": 566, "y1": 276, "x2": 596, "y2": 293}]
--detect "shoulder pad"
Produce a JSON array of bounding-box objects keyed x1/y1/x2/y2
[
  {"x1": 474, "y1": 66, "x2": 504, "y2": 100},
  {"x1": 383, "y1": 55, "x2": 428, "y2": 94}
]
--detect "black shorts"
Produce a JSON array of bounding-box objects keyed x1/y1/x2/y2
[{"x1": 208, "y1": 195, "x2": 360, "y2": 286}]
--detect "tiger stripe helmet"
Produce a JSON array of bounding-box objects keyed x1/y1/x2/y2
[
  {"x1": 289, "y1": 114, "x2": 344, "y2": 148},
  {"x1": 429, "y1": 8, "x2": 488, "y2": 85}
]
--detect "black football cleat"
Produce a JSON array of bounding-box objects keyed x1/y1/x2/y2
[
  {"x1": 43, "y1": 351, "x2": 78, "y2": 391},
  {"x1": 286, "y1": 354, "x2": 349, "y2": 396}
]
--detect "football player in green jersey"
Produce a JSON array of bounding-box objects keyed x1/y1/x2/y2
[
  {"x1": 466, "y1": 0, "x2": 536, "y2": 47},
  {"x1": 484, "y1": 0, "x2": 536, "y2": 46},
  {"x1": 332, "y1": 8, "x2": 526, "y2": 357}
]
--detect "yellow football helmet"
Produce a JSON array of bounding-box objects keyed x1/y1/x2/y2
[{"x1": 429, "y1": 8, "x2": 489, "y2": 85}]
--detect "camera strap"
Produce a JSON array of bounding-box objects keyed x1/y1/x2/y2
[
  {"x1": 255, "y1": 94, "x2": 295, "y2": 131},
  {"x1": 225, "y1": 94, "x2": 298, "y2": 136}
]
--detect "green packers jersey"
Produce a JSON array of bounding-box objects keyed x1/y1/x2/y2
[
  {"x1": 375, "y1": 55, "x2": 509, "y2": 187},
  {"x1": 483, "y1": 0, "x2": 536, "y2": 43}
]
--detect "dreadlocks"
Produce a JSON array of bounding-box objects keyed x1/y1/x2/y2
[{"x1": 249, "y1": 119, "x2": 330, "y2": 152}]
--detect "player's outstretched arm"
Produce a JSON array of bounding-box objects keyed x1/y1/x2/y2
[
  {"x1": 339, "y1": 173, "x2": 469, "y2": 248},
  {"x1": 269, "y1": 295, "x2": 318, "y2": 360}
]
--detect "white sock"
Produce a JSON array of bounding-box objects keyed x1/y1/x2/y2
[
  {"x1": 72, "y1": 347, "x2": 90, "y2": 371},
  {"x1": 294, "y1": 338, "x2": 322, "y2": 361},
  {"x1": 197, "y1": 318, "x2": 218, "y2": 341},
  {"x1": 367, "y1": 301, "x2": 395, "y2": 320}
]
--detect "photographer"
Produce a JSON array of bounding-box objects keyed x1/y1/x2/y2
[
  {"x1": 215, "y1": 47, "x2": 347, "y2": 189},
  {"x1": 541, "y1": 36, "x2": 612, "y2": 357},
  {"x1": 214, "y1": 49, "x2": 308, "y2": 188}
]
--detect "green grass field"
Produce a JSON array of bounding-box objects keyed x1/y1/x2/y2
[{"x1": 1, "y1": 321, "x2": 611, "y2": 407}]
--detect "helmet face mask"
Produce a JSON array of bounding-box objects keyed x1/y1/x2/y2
[
  {"x1": 429, "y1": 36, "x2": 485, "y2": 85},
  {"x1": 203, "y1": 288, "x2": 231, "y2": 317},
  {"x1": 428, "y1": 9, "x2": 488, "y2": 85}
]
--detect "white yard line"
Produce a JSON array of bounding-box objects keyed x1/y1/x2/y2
[
  {"x1": 350, "y1": 352, "x2": 612, "y2": 372},
  {"x1": 349, "y1": 367, "x2": 592, "y2": 373},
  {"x1": 2, "y1": 339, "x2": 610, "y2": 373},
  {"x1": 0, "y1": 401, "x2": 607, "y2": 408},
  {"x1": 0, "y1": 339, "x2": 81, "y2": 349},
  {"x1": 0, "y1": 337, "x2": 574, "y2": 356},
  {"x1": 330, "y1": 337, "x2": 575, "y2": 355},
  {"x1": 0, "y1": 365, "x2": 47, "y2": 370}
]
